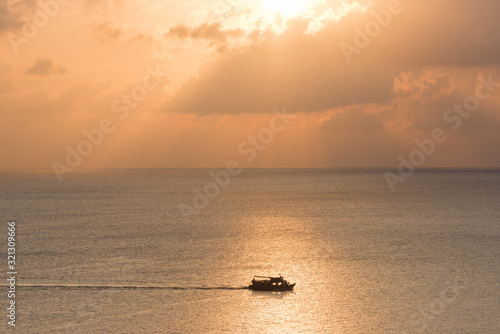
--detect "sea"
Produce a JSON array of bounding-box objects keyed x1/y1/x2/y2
[{"x1": 1, "y1": 169, "x2": 499, "y2": 333}]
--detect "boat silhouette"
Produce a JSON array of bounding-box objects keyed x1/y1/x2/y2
[{"x1": 248, "y1": 275, "x2": 295, "y2": 291}]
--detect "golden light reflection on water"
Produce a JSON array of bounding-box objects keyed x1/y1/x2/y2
[
  {"x1": 229, "y1": 210, "x2": 447, "y2": 333},
  {"x1": 230, "y1": 214, "x2": 346, "y2": 333},
  {"x1": 13, "y1": 171, "x2": 499, "y2": 333}
]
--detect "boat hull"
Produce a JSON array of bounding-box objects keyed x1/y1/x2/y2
[{"x1": 248, "y1": 283, "x2": 295, "y2": 291}]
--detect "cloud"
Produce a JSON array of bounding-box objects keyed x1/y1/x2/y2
[
  {"x1": 3, "y1": 0, "x2": 500, "y2": 169},
  {"x1": 91, "y1": 21, "x2": 153, "y2": 43},
  {"x1": 166, "y1": 0, "x2": 500, "y2": 115},
  {"x1": 311, "y1": 69, "x2": 500, "y2": 168},
  {"x1": 357, "y1": 0, "x2": 500, "y2": 67},
  {"x1": 91, "y1": 21, "x2": 123, "y2": 42},
  {"x1": 24, "y1": 58, "x2": 67, "y2": 76},
  {"x1": 385, "y1": 68, "x2": 500, "y2": 133},
  {"x1": 165, "y1": 22, "x2": 243, "y2": 43},
  {"x1": 164, "y1": 21, "x2": 243, "y2": 53},
  {"x1": 166, "y1": 17, "x2": 395, "y2": 114},
  {"x1": 0, "y1": 2, "x2": 21, "y2": 33},
  {"x1": 0, "y1": 0, "x2": 37, "y2": 34}
]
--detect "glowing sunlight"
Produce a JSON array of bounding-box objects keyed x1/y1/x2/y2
[{"x1": 260, "y1": 0, "x2": 311, "y2": 16}]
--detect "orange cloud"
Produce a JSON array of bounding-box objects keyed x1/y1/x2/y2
[
  {"x1": 24, "y1": 57, "x2": 67, "y2": 76},
  {"x1": 166, "y1": 22, "x2": 243, "y2": 42},
  {"x1": 166, "y1": 0, "x2": 500, "y2": 115},
  {"x1": 1, "y1": 0, "x2": 500, "y2": 169},
  {"x1": 0, "y1": 0, "x2": 37, "y2": 34}
]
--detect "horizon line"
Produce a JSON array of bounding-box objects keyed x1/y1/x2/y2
[{"x1": 1, "y1": 167, "x2": 500, "y2": 172}]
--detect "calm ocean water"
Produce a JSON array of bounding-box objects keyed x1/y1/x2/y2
[{"x1": 1, "y1": 169, "x2": 499, "y2": 333}]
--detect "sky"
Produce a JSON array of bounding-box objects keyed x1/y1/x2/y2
[{"x1": 1, "y1": 0, "x2": 500, "y2": 171}]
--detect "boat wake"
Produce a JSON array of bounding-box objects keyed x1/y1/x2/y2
[{"x1": 12, "y1": 284, "x2": 249, "y2": 291}]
